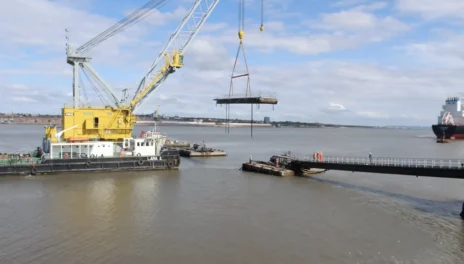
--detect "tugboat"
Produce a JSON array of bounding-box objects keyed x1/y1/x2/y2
[
  {"x1": 0, "y1": 125, "x2": 180, "y2": 176},
  {"x1": 436, "y1": 137, "x2": 450, "y2": 143}
]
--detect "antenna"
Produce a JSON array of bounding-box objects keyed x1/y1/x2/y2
[
  {"x1": 121, "y1": 88, "x2": 129, "y2": 103},
  {"x1": 65, "y1": 28, "x2": 70, "y2": 47},
  {"x1": 154, "y1": 105, "x2": 160, "y2": 121}
]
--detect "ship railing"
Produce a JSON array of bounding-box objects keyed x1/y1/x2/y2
[
  {"x1": 214, "y1": 91, "x2": 277, "y2": 99},
  {"x1": 0, "y1": 157, "x2": 42, "y2": 166},
  {"x1": 297, "y1": 155, "x2": 464, "y2": 169}
]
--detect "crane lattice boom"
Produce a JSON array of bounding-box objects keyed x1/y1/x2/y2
[
  {"x1": 76, "y1": 0, "x2": 169, "y2": 55},
  {"x1": 129, "y1": 0, "x2": 220, "y2": 110}
]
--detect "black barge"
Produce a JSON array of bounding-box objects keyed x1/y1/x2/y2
[{"x1": 0, "y1": 149, "x2": 180, "y2": 176}]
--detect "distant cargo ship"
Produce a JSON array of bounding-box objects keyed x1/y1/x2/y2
[{"x1": 432, "y1": 97, "x2": 464, "y2": 139}]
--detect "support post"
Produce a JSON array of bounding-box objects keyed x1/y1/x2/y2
[
  {"x1": 73, "y1": 63, "x2": 79, "y2": 108},
  {"x1": 227, "y1": 105, "x2": 230, "y2": 134},
  {"x1": 251, "y1": 103, "x2": 253, "y2": 138},
  {"x1": 460, "y1": 201, "x2": 464, "y2": 220}
]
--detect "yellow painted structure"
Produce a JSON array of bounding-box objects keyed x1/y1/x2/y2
[
  {"x1": 52, "y1": 107, "x2": 136, "y2": 142},
  {"x1": 44, "y1": 125, "x2": 58, "y2": 143},
  {"x1": 45, "y1": 51, "x2": 183, "y2": 143}
]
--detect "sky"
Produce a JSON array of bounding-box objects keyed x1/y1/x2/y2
[{"x1": 1, "y1": 0, "x2": 464, "y2": 126}]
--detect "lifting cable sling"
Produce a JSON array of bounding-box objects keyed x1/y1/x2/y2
[{"x1": 225, "y1": 0, "x2": 263, "y2": 137}]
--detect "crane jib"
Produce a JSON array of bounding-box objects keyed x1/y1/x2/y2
[
  {"x1": 129, "y1": 0, "x2": 220, "y2": 110},
  {"x1": 76, "y1": 0, "x2": 170, "y2": 55}
]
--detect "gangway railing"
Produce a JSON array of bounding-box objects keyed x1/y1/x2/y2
[
  {"x1": 296, "y1": 155, "x2": 464, "y2": 170},
  {"x1": 215, "y1": 91, "x2": 278, "y2": 99}
]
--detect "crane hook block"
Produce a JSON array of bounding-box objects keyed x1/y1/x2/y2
[
  {"x1": 260, "y1": 25, "x2": 264, "y2": 32},
  {"x1": 238, "y1": 30, "x2": 244, "y2": 41}
]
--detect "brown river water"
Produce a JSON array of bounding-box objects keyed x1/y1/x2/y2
[{"x1": 0, "y1": 124, "x2": 463, "y2": 263}]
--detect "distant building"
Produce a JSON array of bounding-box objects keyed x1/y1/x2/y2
[{"x1": 264, "y1": 117, "x2": 271, "y2": 124}]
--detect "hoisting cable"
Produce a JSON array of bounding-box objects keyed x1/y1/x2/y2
[
  {"x1": 227, "y1": 0, "x2": 254, "y2": 136},
  {"x1": 76, "y1": 0, "x2": 170, "y2": 55},
  {"x1": 230, "y1": 0, "x2": 250, "y2": 94},
  {"x1": 260, "y1": 0, "x2": 264, "y2": 32},
  {"x1": 78, "y1": 69, "x2": 90, "y2": 105},
  {"x1": 81, "y1": 68, "x2": 109, "y2": 106},
  {"x1": 240, "y1": 0, "x2": 245, "y2": 39}
]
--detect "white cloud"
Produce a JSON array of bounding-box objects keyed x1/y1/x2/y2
[
  {"x1": 202, "y1": 22, "x2": 229, "y2": 32},
  {"x1": 186, "y1": 37, "x2": 231, "y2": 70},
  {"x1": 0, "y1": 0, "x2": 185, "y2": 67},
  {"x1": 322, "y1": 103, "x2": 348, "y2": 114},
  {"x1": 134, "y1": 58, "x2": 464, "y2": 126},
  {"x1": 272, "y1": 4, "x2": 410, "y2": 55},
  {"x1": 157, "y1": 93, "x2": 185, "y2": 104},
  {"x1": 356, "y1": 111, "x2": 390, "y2": 119},
  {"x1": 332, "y1": 1, "x2": 388, "y2": 11},
  {"x1": 319, "y1": 10, "x2": 378, "y2": 30},
  {"x1": 396, "y1": 0, "x2": 464, "y2": 20},
  {"x1": 356, "y1": 2, "x2": 389, "y2": 11},
  {"x1": 1, "y1": 52, "x2": 459, "y2": 126},
  {"x1": 257, "y1": 0, "x2": 300, "y2": 19},
  {"x1": 332, "y1": 0, "x2": 369, "y2": 7},
  {"x1": 0, "y1": 0, "x2": 111, "y2": 49},
  {"x1": 53, "y1": 0, "x2": 93, "y2": 9},
  {"x1": 0, "y1": 0, "x2": 462, "y2": 127},
  {"x1": 10, "y1": 84, "x2": 28, "y2": 90},
  {"x1": 12, "y1": 97, "x2": 38, "y2": 103},
  {"x1": 212, "y1": 17, "x2": 408, "y2": 56},
  {"x1": 400, "y1": 31, "x2": 464, "y2": 67},
  {"x1": 310, "y1": 4, "x2": 408, "y2": 32},
  {"x1": 0, "y1": 81, "x2": 71, "y2": 113}
]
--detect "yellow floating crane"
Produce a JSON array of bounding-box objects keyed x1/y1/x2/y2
[{"x1": 44, "y1": 0, "x2": 264, "y2": 144}]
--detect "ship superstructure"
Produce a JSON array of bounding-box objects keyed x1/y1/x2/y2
[
  {"x1": 437, "y1": 97, "x2": 463, "y2": 125},
  {"x1": 432, "y1": 97, "x2": 464, "y2": 140}
]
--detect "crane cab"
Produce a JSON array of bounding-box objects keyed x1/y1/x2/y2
[{"x1": 172, "y1": 53, "x2": 184, "y2": 68}]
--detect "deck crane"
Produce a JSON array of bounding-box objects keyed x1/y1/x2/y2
[{"x1": 44, "y1": 0, "x2": 264, "y2": 143}]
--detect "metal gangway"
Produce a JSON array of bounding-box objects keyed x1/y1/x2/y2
[
  {"x1": 284, "y1": 155, "x2": 464, "y2": 179},
  {"x1": 299, "y1": 155, "x2": 464, "y2": 170}
]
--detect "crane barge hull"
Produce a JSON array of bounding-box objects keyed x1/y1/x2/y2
[
  {"x1": 0, "y1": 126, "x2": 180, "y2": 177},
  {"x1": 0, "y1": 150, "x2": 180, "y2": 176}
]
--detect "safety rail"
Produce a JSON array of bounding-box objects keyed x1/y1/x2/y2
[
  {"x1": 296, "y1": 156, "x2": 464, "y2": 169},
  {"x1": 0, "y1": 158, "x2": 42, "y2": 166},
  {"x1": 215, "y1": 91, "x2": 277, "y2": 99}
]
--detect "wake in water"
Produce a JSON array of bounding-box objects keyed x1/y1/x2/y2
[{"x1": 416, "y1": 134, "x2": 436, "y2": 138}]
